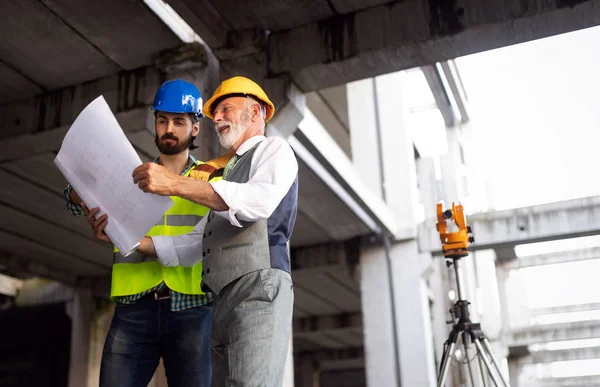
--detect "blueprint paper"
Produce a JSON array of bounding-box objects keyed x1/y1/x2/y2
[{"x1": 54, "y1": 96, "x2": 173, "y2": 256}]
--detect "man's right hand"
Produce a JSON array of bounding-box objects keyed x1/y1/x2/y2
[{"x1": 82, "y1": 203, "x2": 112, "y2": 243}]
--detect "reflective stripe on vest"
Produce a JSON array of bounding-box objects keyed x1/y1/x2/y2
[{"x1": 110, "y1": 167, "x2": 219, "y2": 299}]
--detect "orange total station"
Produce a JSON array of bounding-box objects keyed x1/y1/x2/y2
[{"x1": 435, "y1": 202, "x2": 474, "y2": 258}]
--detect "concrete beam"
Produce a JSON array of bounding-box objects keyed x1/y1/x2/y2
[
  {"x1": 295, "y1": 348, "x2": 364, "y2": 367},
  {"x1": 294, "y1": 313, "x2": 362, "y2": 333},
  {"x1": 0, "y1": 253, "x2": 109, "y2": 298},
  {"x1": 538, "y1": 375, "x2": 600, "y2": 387},
  {"x1": 262, "y1": 0, "x2": 600, "y2": 91},
  {"x1": 532, "y1": 302, "x2": 600, "y2": 316},
  {"x1": 0, "y1": 66, "x2": 162, "y2": 141},
  {"x1": 507, "y1": 246, "x2": 600, "y2": 270},
  {"x1": 521, "y1": 346, "x2": 600, "y2": 364},
  {"x1": 294, "y1": 107, "x2": 409, "y2": 239},
  {"x1": 0, "y1": 105, "x2": 153, "y2": 163},
  {"x1": 152, "y1": 42, "x2": 208, "y2": 74},
  {"x1": 296, "y1": 348, "x2": 365, "y2": 372},
  {"x1": 167, "y1": 0, "x2": 229, "y2": 48},
  {"x1": 494, "y1": 246, "x2": 517, "y2": 263},
  {"x1": 422, "y1": 65, "x2": 455, "y2": 127},
  {"x1": 440, "y1": 61, "x2": 469, "y2": 123},
  {"x1": 15, "y1": 278, "x2": 75, "y2": 307},
  {"x1": 292, "y1": 240, "x2": 360, "y2": 271},
  {"x1": 419, "y1": 196, "x2": 600, "y2": 254},
  {"x1": 292, "y1": 242, "x2": 362, "y2": 317},
  {"x1": 511, "y1": 320, "x2": 600, "y2": 346},
  {"x1": 0, "y1": 273, "x2": 22, "y2": 296},
  {"x1": 268, "y1": 82, "x2": 306, "y2": 139},
  {"x1": 294, "y1": 313, "x2": 363, "y2": 349},
  {"x1": 0, "y1": 48, "x2": 219, "y2": 161}
]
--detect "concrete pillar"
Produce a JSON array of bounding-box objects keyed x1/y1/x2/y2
[
  {"x1": 86, "y1": 302, "x2": 113, "y2": 387},
  {"x1": 440, "y1": 126, "x2": 467, "y2": 206},
  {"x1": 352, "y1": 71, "x2": 437, "y2": 386},
  {"x1": 456, "y1": 121, "x2": 489, "y2": 212},
  {"x1": 373, "y1": 72, "x2": 419, "y2": 224},
  {"x1": 360, "y1": 243, "x2": 400, "y2": 387},
  {"x1": 67, "y1": 287, "x2": 93, "y2": 387},
  {"x1": 392, "y1": 241, "x2": 438, "y2": 387},
  {"x1": 496, "y1": 263, "x2": 529, "y2": 386},
  {"x1": 360, "y1": 241, "x2": 437, "y2": 387},
  {"x1": 497, "y1": 265, "x2": 530, "y2": 331},
  {"x1": 416, "y1": 156, "x2": 441, "y2": 222},
  {"x1": 347, "y1": 78, "x2": 383, "y2": 199},
  {"x1": 473, "y1": 250, "x2": 511, "y2": 386},
  {"x1": 472, "y1": 250, "x2": 502, "y2": 339},
  {"x1": 296, "y1": 355, "x2": 318, "y2": 387}
]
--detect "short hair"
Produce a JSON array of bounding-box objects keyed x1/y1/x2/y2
[{"x1": 246, "y1": 95, "x2": 267, "y2": 120}]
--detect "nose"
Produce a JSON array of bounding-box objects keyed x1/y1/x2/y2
[
  {"x1": 213, "y1": 110, "x2": 224, "y2": 123},
  {"x1": 166, "y1": 121, "x2": 176, "y2": 134}
]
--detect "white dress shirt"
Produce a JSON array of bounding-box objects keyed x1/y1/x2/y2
[{"x1": 152, "y1": 135, "x2": 298, "y2": 267}]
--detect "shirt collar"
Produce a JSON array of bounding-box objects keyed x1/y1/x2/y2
[
  {"x1": 153, "y1": 155, "x2": 199, "y2": 176},
  {"x1": 235, "y1": 135, "x2": 265, "y2": 156}
]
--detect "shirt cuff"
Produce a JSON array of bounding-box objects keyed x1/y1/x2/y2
[{"x1": 151, "y1": 236, "x2": 179, "y2": 267}]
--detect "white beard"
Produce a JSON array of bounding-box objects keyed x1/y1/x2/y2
[{"x1": 216, "y1": 121, "x2": 247, "y2": 149}]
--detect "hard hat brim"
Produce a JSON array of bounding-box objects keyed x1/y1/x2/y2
[{"x1": 202, "y1": 91, "x2": 275, "y2": 122}]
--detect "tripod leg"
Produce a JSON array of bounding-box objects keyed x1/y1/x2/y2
[
  {"x1": 473, "y1": 339, "x2": 506, "y2": 387},
  {"x1": 482, "y1": 338, "x2": 511, "y2": 387},
  {"x1": 438, "y1": 342, "x2": 456, "y2": 387},
  {"x1": 477, "y1": 355, "x2": 489, "y2": 387},
  {"x1": 462, "y1": 332, "x2": 477, "y2": 387}
]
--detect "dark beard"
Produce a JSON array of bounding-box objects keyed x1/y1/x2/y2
[{"x1": 154, "y1": 133, "x2": 193, "y2": 155}]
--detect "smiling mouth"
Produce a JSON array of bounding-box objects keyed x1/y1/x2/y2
[{"x1": 218, "y1": 126, "x2": 230, "y2": 135}]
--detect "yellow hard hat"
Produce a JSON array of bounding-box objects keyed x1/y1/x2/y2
[{"x1": 202, "y1": 76, "x2": 275, "y2": 122}]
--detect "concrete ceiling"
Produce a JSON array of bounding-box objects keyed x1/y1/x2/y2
[
  {"x1": 173, "y1": 0, "x2": 600, "y2": 92},
  {"x1": 0, "y1": 0, "x2": 180, "y2": 105},
  {"x1": 2, "y1": 1, "x2": 600, "y2": 103}
]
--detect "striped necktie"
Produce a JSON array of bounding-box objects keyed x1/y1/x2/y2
[{"x1": 223, "y1": 154, "x2": 239, "y2": 178}]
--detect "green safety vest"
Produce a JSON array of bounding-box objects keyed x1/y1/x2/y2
[{"x1": 110, "y1": 166, "x2": 219, "y2": 299}]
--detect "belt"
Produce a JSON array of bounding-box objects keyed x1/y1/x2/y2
[{"x1": 153, "y1": 287, "x2": 171, "y2": 300}]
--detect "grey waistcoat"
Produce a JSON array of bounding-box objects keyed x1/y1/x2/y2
[{"x1": 201, "y1": 144, "x2": 271, "y2": 295}]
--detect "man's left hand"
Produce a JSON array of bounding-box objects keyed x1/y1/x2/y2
[{"x1": 132, "y1": 163, "x2": 179, "y2": 196}]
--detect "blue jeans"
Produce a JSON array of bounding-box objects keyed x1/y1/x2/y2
[{"x1": 99, "y1": 294, "x2": 212, "y2": 387}]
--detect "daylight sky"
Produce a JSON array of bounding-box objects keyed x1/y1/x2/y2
[{"x1": 456, "y1": 26, "x2": 600, "y2": 211}]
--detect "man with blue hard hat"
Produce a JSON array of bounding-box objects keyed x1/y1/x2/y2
[{"x1": 64, "y1": 79, "x2": 230, "y2": 387}]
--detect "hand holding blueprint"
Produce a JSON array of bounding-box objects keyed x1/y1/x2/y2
[{"x1": 54, "y1": 96, "x2": 173, "y2": 256}]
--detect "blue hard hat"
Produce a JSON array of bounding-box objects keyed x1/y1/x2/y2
[{"x1": 152, "y1": 79, "x2": 203, "y2": 116}]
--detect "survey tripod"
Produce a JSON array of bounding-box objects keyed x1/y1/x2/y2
[{"x1": 436, "y1": 202, "x2": 511, "y2": 387}]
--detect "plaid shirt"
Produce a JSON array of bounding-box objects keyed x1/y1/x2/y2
[{"x1": 64, "y1": 155, "x2": 212, "y2": 311}]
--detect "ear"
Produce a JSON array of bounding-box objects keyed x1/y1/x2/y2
[
  {"x1": 251, "y1": 103, "x2": 261, "y2": 121},
  {"x1": 192, "y1": 121, "x2": 200, "y2": 136}
]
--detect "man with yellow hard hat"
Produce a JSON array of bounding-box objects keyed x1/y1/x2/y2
[{"x1": 93, "y1": 76, "x2": 298, "y2": 386}]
